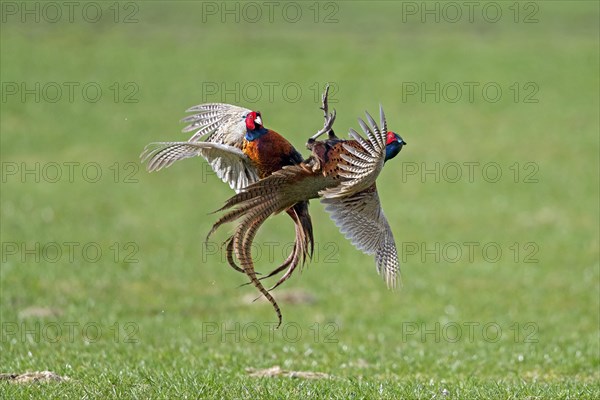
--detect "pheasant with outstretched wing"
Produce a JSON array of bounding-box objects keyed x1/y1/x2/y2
[{"x1": 141, "y1": 102, "x2": 314, "y2": 277}]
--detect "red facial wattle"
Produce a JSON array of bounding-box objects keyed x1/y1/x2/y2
[
  {"x1": 244, "y1": 111, "x2": 268, "y2": 141},
  {"x1": 386, "y1": 131, "x2": 397, "y2": 145},
  {"x1": 245, "y1": 112, "x2": 257, "y2": 131}
]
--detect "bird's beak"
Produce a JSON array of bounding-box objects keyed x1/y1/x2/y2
[{"x1": 254, "y1": 116, "x2": 262, "y2": 126}]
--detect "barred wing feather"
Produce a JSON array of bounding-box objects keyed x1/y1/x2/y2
[
  {"x1": 140, "y1": 141, "x2": 259, "y2": 192},
  {"x1": 320, "y1": 106, "x2": 389, "y2": 199},
  {"x1": 321, "y1": 185, "x2": 399, "y2": 289},
  {"x1": 181, "y1": 103, "x2": 252, "y2": 144},
  {"x1": 141, "y1": 102, "x2": 260, "y2": 192}
]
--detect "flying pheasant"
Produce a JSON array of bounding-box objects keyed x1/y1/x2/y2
[
  {"x1": 140, "y1": 103, "x2": 314, "y2": 275},
  {"x1": 208, "y1": 94, "x2": 407, "y2": 326}
]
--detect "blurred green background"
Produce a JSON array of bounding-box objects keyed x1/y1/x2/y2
[{"x1": 1, "y1": 1, "x2": 598, "y2": 398}]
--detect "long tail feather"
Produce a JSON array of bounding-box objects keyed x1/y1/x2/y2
[
  {"x1": 234, "y1": 201, "x2": 283, "y2": 327},
  {"x1": 236, "y1": 203, "x2": 312, "y2": 288},
  {"x1": 209, "y1": 163, "x2": 329, "y2": 324},
  {"x1": 236, "y1": 242, "x2": 299, "y2": 288}
]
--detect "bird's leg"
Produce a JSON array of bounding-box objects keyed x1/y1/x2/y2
[
  {"x1": 308, "y1": 84, "x2": 336, "y2": 145},
  {"x1": 307, "y1": 110, "x2": 336, "y2": 146},
  {"x1": 322, "y1": 84, "x2": 338, "y2": 140},
  {"x1": 321, "y1": 83, "x2": 330, "y2": 118}
]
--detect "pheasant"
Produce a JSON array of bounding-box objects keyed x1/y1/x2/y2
[
  {"x1": 208, "y1": 92, "x2": 407, "y2": 327},
  {"x1": 140, "y1": 103, "x2": 314, "y2": 276}
]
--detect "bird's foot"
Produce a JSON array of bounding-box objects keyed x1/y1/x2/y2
[
  {"x1": 308, "y1": 83, "x2": 336, "y2": 142},
  {"x1": 309, "y1": 108, "x2": 336, "y2": 142}
]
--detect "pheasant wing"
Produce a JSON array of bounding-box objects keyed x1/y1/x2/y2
[
  {"x1": 141, "y1": 141, "x2": 259, "y2": 192},
  {"x1": 320, "y1": 105, "x2": 389, "y2": 199},
  {"x1": 181, "y1": 103, "x2": 252, "y2": 145},
  {"x1": 321, "y1": 184, "x2": 399, "y2": 289},
  {"x1": 141, "y1": 103, "x2": 262, "y2": 191}
]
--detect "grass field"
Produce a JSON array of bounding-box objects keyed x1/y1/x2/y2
[{"x1": 1, "y1": 1, "x2": 599, "y2": 398}]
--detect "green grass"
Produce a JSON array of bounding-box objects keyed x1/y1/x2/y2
[{"x1": 1, "y1": 1, "x2": 599, "y2": 398}]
